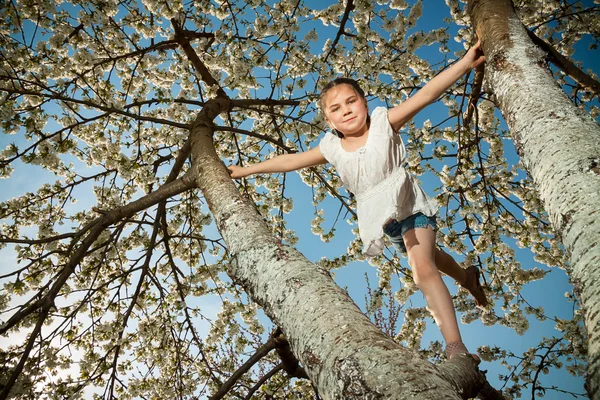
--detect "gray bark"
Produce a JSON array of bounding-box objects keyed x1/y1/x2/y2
[
  {"x1": 188, "y1": 97, "x2": 489, "y2": 399},
  {"x1": 468, "y1": 1, "x2": 600, "y2": 398}
]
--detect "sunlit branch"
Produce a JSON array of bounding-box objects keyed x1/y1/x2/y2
[
  {"x1": 0, "y1": 232, "x2": 75, "y2": 246},
  {"x1": 124, "y1": 97, "x2": 206, "y2": 109},
  {"x1": 230, "y1": 98, "x2": 300, "y2": 108}
]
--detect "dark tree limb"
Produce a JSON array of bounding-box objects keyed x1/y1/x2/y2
[
  {"x1": 209, "y1": 333, "x2": 280, "y2": 400},
  {"x1": 216, "y1": 126, "x2": 295, "y2": 153},
  {"x1": 323, "y1": 0, "x2": 355, "y2": 64},
  {"x1": 63, "y1": 22, "x2": 84, "y2": 45},
  {"x1": 273, "y1": 328, "x2": 309, "y2": 379},
  {"x1": 171, "y1": 19, "x2": 224, "y2": 94},
  {"x1": 526, "y1": 29, "x2": 600, "y2": 96},
  {"x1": 0, "y1": 88, "x2": 190, "y2": 129},
  {"x1": 0, "y1": 307, "x2": 48, "y2": 400},
  {"x1": 464, "y1": 63, "x2": 485, "y2": 127},
  {"x1": 208, "y1": 327, "x2": 309, "y2": 400},
  {"x1": 243, "y1": 364, "x2": 284, "y2": 400},
  {"x1": 230, "y1": 98, "x2": 300, "y2": 108}
]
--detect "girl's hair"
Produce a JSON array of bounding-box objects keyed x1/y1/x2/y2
[{"x1": 319, "y1": 77, "x2": 370, "y2": 138}]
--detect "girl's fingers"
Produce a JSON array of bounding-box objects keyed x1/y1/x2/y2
[
  {"x1": 472, "y1": 57, "x2": 486, "y2": 68},
  {"x1": 227, "y1": 165, "x2": 239, "y2": 177}
]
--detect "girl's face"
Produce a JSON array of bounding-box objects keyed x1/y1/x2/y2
[{"x1": 323, "y1": 84, "x2": 369, "y2": 136}]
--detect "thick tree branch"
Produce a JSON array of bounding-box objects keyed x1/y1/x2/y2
[
  {"x1": 171, "y1": 20, "x2": 224, "y2": 94},
  {"x1": 468, "y1": 0, "x2": 600, "y2": 396},
  {"x1": 0, "y1": 232, "x2": 75, "y2": 245}
]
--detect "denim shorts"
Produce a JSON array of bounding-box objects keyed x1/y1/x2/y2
[{"x1": 383, "y1": 212, "x2": 437, "y2": 254}]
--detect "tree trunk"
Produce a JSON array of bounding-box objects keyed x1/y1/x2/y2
[
  {"x1": 187, "y1": 98, "x2": 487, "y2": 399},
  {"x1": 467, "y1": 1, "x2": 600, "y2": 398}
]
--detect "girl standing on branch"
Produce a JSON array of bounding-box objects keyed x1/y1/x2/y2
[{"x1": 228, "y1": 41, "x2": 487, "y2": 359}]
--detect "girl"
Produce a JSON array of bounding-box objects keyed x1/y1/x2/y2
[{"x1": 228, "y1": 42, "x2": 487, "y2": 359}]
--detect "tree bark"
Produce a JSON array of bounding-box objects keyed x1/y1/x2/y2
[
  {"x1": 467, "y1": 1, "x2": 600, "y2": 398},
  {"x1": 188, "y1": 97, "x2": 488, "y2": 399}
]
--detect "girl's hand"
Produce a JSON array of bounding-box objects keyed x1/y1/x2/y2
[
  {"x1": 227, "y1": 165, "x2": 247, "y2": 179},
  {"x1": 465, "y1": 40, "x2": 486, "y2": 69}
]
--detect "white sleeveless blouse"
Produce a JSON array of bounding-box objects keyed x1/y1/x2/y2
[{"x1": 319, "y1": 107, "x2": 439, "y2": 256}]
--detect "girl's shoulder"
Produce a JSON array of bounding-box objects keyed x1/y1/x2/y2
[
  {"x1": 370, "y1": 106, "x2": 395, "y2": 137},
  {"x1": 371, "y1": 106, "x2": 388, "y2": 119},
  {"x1": 318, "y1": 131, "x2": 342, "y2": 163},
  {"x1": 319, "y1": 130, "x2": 339, "y2": 147}
]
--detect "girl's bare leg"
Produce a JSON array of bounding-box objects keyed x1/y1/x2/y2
[
  {"x1": 403, "y1": 227, "x2": 462, "y2": 344},
  {"x1": 434, "y1": 248, "x2": 488, "y2": 307},
  {"x1": 433, "y1": 248, "x2": 466, "y2": 283}
]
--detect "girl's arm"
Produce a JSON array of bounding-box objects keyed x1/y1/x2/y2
[
  {"x1": 228, "y1": 147, "x2": 327, "y2": 179},
  {"x1": 388, "y1": 41, "x2": 486, "y2": 131}
]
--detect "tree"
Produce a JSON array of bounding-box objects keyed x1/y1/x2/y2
[
  {"x1": 0, "y1": 0, "x2": 596, "y2": 398},
  {"x1": 466, "y1": 0, "x2": 600, "y2": 396}
]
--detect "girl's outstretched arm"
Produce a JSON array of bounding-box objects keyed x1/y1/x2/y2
[
  {"x1": 228, "y1": 147, "x2": 327, "y2": 179},
  {"x1": 388, "y1": 40, "x2": 486, "y2": 131}
]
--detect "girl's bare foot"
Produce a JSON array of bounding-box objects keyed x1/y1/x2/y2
[{"x1": 461, "y1": 266, "x2": 488, "y2": 307}]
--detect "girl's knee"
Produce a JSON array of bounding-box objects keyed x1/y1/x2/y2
[{"x1": 409, "y1": 258, "x2": 440, "y2": 287}]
